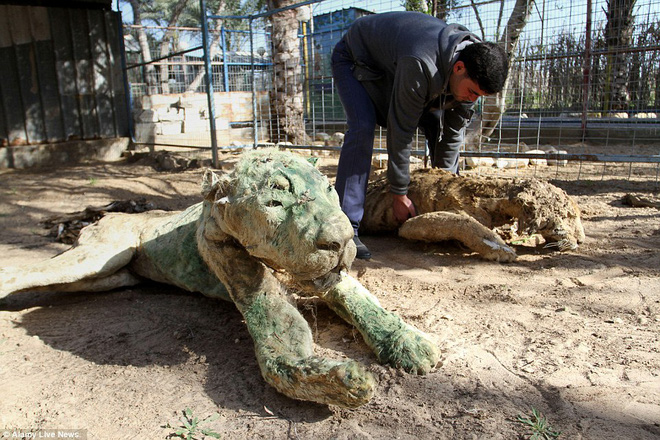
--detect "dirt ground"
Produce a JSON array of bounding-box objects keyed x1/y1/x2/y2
[{"x1": 0, "y1": 149, "x2": 659, "y2": 440}]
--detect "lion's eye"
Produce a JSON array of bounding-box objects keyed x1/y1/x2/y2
[{"x1": 267, "y1": 200, "x2": 283, "y2": 208}]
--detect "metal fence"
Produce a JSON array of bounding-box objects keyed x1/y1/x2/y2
[{"x1": 120, "y1": 0, "x2": 660, "y2": 182}]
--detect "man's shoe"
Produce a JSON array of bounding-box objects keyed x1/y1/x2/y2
[{"x1": 353, "y1": 236, "x2": 372, "y2": 260}]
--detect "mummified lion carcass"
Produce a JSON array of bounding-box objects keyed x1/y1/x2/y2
[
  {"x1": 361, "y1": 168, "x2": 585, "y2": 262},
  {"x1": 0, "y1": 149, "x2": 439, "y2": 408}
]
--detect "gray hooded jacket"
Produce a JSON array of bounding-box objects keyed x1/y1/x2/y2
[{"x1": 342, "y1": 11, "x2": 479, "y2": 194}]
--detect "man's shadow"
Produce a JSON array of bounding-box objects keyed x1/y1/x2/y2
[{"x1": 4, "y1": 285, "x2": 371, "y2": 422}]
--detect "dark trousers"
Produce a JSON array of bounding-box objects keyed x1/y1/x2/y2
[{"x1": 332, "y1": 40, "x2": 377, "y2": 234}]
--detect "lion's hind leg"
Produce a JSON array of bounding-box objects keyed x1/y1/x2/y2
[
  {"x1": 0, "y1": 216, "x2": 139, "y2": 298},
  {"x1": 0, "y1": 244, "x2": 138, "y2": 298},
  {"x1": 322, "y1": 275, "x2": 440, "y2": 375},
  {"x1": 399, "y1": 211, "x2": 517, "y2": 262}
]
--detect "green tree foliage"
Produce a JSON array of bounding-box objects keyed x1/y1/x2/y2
[
  {"x1": 403, "y1": 0, "x2": 460, "y2": 19},
  {"x1": 121, "y1": 0, "x2": 264, "y2": 94}
]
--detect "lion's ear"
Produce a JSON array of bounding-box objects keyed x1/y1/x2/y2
[
  {"x1": 201, "y1": 169, "x2": 231, "y2": 201},
  {"x1": 201, "y1": 169, "x2": 219, "y2": 198}
]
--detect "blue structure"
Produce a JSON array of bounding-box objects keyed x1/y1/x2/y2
[{"x1": 304, "y1": 8, "x2": 373, "y2": 120}]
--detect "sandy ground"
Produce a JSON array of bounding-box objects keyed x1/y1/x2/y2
[{"x1": 0, "y1": 150, "x2": 659, "y2": 440}]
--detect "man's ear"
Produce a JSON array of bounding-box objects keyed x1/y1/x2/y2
[
  {"x1": 453, "y1": 60, "x2": 466, "y2": 74},
  {"x1": 201, "y1": 169, "x2": 231, "y2": 201}
]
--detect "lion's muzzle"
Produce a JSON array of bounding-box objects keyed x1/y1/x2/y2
[{"x1": 292, "y1": 214, "x2": 356, "y2": 286}]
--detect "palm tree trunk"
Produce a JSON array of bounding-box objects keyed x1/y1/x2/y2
[
  {"x1": 603, "y1": 0, "x2": 636, "y2": 112},
  {"x1": 266, "y1": 1, "x2": 310, "y2": 144},
  {"x1": 158, "y1": 0, "x2": 191, "y2": 94},
  {"x1": 130, "y1": 0, "x2": 157, "y2": 95}
]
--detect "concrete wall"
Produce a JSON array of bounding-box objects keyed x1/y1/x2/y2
[
  {"x1": 0, "y1": 138, "x2": 129, "y2": 169},
  {"x1": 133, "y1": 91, "x2": 270, "y2": 147}
]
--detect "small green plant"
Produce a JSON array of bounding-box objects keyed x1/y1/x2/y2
[
  {"x1": 516, "y1": 407, "x2": 561, "y2": 439},
  {"x1": 164, "y1": 408, "x2": 220, "y2": 439},
  {"x1": 510, "y1": 234, "x2": 540, "y2": 246},
  {"x1": 88, "y1": 177, "x2": 98, "y2": 186}
]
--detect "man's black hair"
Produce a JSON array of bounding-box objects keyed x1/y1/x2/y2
[{"x1": 457, "y1": 42, "x2": 509, "y2": 94}]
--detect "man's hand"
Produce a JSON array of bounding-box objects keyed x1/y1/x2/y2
[{"x1": 392, "y1": 194, "x2": 417, "y2": 223}]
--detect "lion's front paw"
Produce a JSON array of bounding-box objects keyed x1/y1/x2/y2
[
  {"x1": 480, "y1": 238, "x2": 517, "y2": 262},
  {"x1": 376, "y1": 324, "x2": 441, "y2": 375},
  {"x1": 262, "y1": 356, "x2": 375, "y2": 408}
]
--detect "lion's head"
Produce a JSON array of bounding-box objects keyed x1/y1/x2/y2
[
  {"x1": 536, "y1": 206, "x2": 586, "y2": 252},
  {"x1": 202, "y1": 149, "x2": 356, "y2": 288},
  {"x1": 516, "y1": 179, "x2": 586, "y2": 251}
]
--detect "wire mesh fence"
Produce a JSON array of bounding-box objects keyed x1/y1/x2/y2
[{"x1": 119, "y1": 0, "x2": 660, "y2": 182}]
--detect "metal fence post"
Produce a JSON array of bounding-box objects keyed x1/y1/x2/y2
[
  {"x1": 250, "y1": 18, "x2": 258, "y2": 147},
  {"x1": 221, "y1": 26, "x2": 229, "y2": 92},
  {"x1": 200, "y1": 0, "x2": 218, "y2": 167},
  {"x1": 116, "y1": 8, "x2": 135, "y2": 144},
  {"x1": 582, "y1": 0, "x2": 592, "y2": 141}
]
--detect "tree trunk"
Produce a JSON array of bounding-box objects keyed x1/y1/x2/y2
[
  {"x1": 465, "y1": 0, "x2": 535, "y2": 147},
  {"x1": 158, "y1": 0, "x2": 191, "y2": 94},
  {"x1": 186, "y1": 0, "x2": 226, "y2": 93},
  {"x1": 603, "y1": 0, "x2": 636, "y2": 112},
  {"x1": 469, "y1": 0, "x2": 486, "y2": 39},
  {"x1": 403, "y1": 0, "x2": 428, "y2": 13},
  {"x1": 266, "y1": 0, "x2": 310, "y2": 144},
  {"x1": 435, "y1": 0, "x2": 450, "y2": 20},
  {"x1": 130, "y1": 0, "x2": 157, "y2": 95}
]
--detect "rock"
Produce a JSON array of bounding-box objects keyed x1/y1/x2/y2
[
  {"x1": 525, "y1": 149, "x2": 548, "y2": 166},
  {"x1": 331, "y1": 132, "x2": 345, "y2": 145},
  {"x1": 495, "y1": 157, "x2": 529, "y2": 169},
  {"x1": 315, "y1": 132, "x2": 330, "y2": 142},
  {"x1": 465, "y1": 156, "x2": 495, "y2": 168},
  {"x1": 550, "y1": 151, "x2": 569, "y2": 167},
  {"x1": 372, "y1": 153, "x2": 389, "y2": 169}
]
